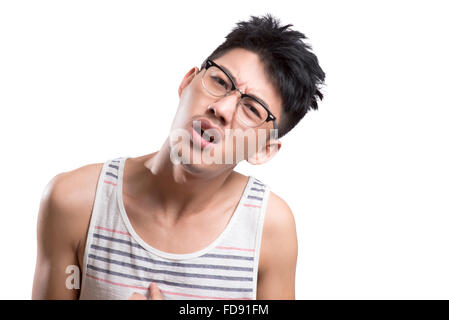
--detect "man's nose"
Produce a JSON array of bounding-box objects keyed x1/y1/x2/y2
[{"x1": 207, "y1": 91, "x2": 241, "y2": 126}]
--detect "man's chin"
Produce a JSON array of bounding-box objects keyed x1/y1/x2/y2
[
  {"x1": 179, "y1": 161, "x2": 236, "y2": 178},
  {"x1": 169, "y1": 134, "x2": 243, "y2": 170}
]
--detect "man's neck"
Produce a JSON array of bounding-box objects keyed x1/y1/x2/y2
[{"x1": 131, "y1": 140, "x2": 238, "y2": 222}]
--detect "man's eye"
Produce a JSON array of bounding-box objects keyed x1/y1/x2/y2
[
  {"x1": 212, "y1": 76, "x2": 227, "y2": 88},
  {"x1": 245, "y1": 104, "x2": 261, "y2": 117},
  {"x1": 250, "y1": 106, "x2": 260, "y2": 117}
]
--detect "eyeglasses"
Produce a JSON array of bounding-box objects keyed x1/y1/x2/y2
[{"x1": 200, "y1": 59, "x2": 278, "y2": 130}]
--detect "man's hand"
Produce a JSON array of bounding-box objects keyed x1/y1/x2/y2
[
  {"x1": 128, "y1": 283, "x2": 163, "y2": 300},
  {"x1": 129, "y1": 292, "x2": 147, "y2": 300}
]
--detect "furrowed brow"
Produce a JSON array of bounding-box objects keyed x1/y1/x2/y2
[{"x1": 219, "y1": 64, "x2": 271, "y2": 110}]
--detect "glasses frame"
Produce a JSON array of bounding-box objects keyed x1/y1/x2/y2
[{"x1": 201, "y1": 59, "x2": 278, "y2": 130}]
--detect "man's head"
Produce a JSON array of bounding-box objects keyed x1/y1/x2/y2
[
  {"x1": 169, "y1": 14, "x2": 325, "y2": 176},
  {"x1": 206, "y1": 14, "x2": 326, "y2": 138}
]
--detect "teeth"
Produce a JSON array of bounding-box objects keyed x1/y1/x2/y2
[
  {"x1": 202, "y1": 130, "x2": 216, "y2": 143},
  {"x1": 194, "y1": 126, "x2": 202, "y2": 135}
]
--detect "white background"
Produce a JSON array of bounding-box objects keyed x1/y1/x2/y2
[{"x1": 1, "y1": 0, "x2": 448, "y2": 299}]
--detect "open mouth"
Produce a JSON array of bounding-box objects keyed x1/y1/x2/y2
[
  {"x1": 194, "y1": 126, "x2": 217, "y2": 144},
  {"x1": 191, "y1": 119, "x2": 222, "y2": 149}
]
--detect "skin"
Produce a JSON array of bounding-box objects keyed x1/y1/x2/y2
[{"x1": 32, "y1": 48, "x2": 298, "y2": 300}]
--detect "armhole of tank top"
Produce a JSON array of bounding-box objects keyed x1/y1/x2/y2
[
  {"x1": 251, "y1": 185, "x2": 271, "y2": 300},
  {"x1": 80, "y1": 160, "x2": 108, "y2": 289}
]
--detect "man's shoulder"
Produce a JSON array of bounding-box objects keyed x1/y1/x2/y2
[
  {"x1": 258, "y1": 190, "x2": 298, "y2": 272},
  {"x1": 264, "y1": 190, "x2": 296, "y2": 237},
  {"x1": 39, "y1": 161, "x2": 105, "y2": 245},
  {"x1": 46, "y1": 162, "x2": 104, "y2": 214}
]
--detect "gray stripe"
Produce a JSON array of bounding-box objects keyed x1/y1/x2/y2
[
  {"x1": 108, "y1": 164, "x2": 119, "y2": 170},
  {"x1": 247, "y1": 195, "x2": 263, "y2": 201},
  {"x1": 93, "y1": 234, "x2": 142, "y2": 249},
  {"x1": 202, "y1": 253, "x2": 254, "y2": 261},
  {"x1": 93, "y1": 234, "x2": 254, "y2": 262},
  {"x1": 105, "y1": 171, "x2": 118, "y2": 179},
  {"x1": 111, "y1": 160, "x2": 121, "y2": 163},
  {"x1": 90, "y1": 244, "x2": 253, "y2": 272},
  {"x1": 87, "y1": 264, "x2": 253, "y2": 292},
  {"x1": 250, "y1": 187, "x2": 265, "y2": 193},
  {"x1": 89, "y1": 254, "x2": 252, "y2": 281},
  {"x1": 253, "y1": 181, "x2": 265, "y2": 187}
]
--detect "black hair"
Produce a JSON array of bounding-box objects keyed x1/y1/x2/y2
[{"x1": 206, "y1": 14, "x2": 325, "y2": 138}]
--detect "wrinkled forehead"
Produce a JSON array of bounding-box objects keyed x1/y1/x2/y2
[{"x1": 211, "y1": 48, "x2": 282, "y2": 121}]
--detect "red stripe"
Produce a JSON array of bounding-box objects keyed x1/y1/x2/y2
[
  {"x1": 243, "y1": 204, "x2": 261, "y2": 208},
  {"x1": 86, "y1": 274, "x2": 252, "y2": 300},
  {"x1": 86, "y1": 273, "x2": 148, "y2": 291},
  {"x1": 104, "y1": 180, "x2": 117, "y2": 186},
  {"x1": 160, "y1": 289, "x2": 252, "y2": 300},
  {"x1": 216, "y1": 246, "x2": 255, "y2": 252},
  {"x1": 95, "y1": 226, "x2": 131, "y2": 236}
]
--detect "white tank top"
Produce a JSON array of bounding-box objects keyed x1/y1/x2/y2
[{"x1": 79, "y1": 157, "x2": 271, "y2": 300}]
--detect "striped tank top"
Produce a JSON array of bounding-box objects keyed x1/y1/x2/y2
[{"x1": 79, "y1": 157, "x2": 271, "y2": 300}]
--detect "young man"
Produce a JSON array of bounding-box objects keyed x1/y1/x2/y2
[{"x1": 32, "y1": 14, "x2": 325, "y2": 300}]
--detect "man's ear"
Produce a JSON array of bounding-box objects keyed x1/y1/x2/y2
[
  {"x1": 247, "y1": 139, "x2": 282, "y2": 165},
  {"x1": 178, "y1": 67, "x2": 199, "y2": 97}
]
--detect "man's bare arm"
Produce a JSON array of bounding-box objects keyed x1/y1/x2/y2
[
  {"x1": 32, "y1": 173, "x2": 81, "y2": 299},
  {"x1": 32, "y1": 164, "x2": 100, "y2": 299},
  {"x1": 257, "y1": 192, "x2": 298, "y2": 299}
]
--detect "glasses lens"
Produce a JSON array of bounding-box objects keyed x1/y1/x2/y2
[
  {"x1": 202, "y1": 66, "x2": 233, "y2": 97},
  {"x1": 237, "y1": 96, "x2": 268, "y2": 127}
]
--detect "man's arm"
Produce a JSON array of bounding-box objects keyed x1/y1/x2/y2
[
  {"x1": 32, "y1": 164, "x2": 100, "y2": 299},
  {"x1": 257, "y1": 192, "x2": 298, "y2": 299}
]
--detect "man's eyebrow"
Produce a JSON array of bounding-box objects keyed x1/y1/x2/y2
[
  {"x1": 219, "y1": 64, "x2": 238, "y2": 86},
  {"x1": 219, "y1": 63, "x2": 271, "y2": 109}
]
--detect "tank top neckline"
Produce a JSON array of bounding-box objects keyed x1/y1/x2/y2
[{"x1": 116, "y1": 156, "x2": 254, "y2": 261}]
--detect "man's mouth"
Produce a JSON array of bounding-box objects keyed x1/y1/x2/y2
[
  {"x1": 191, "y1": 119, "x2": 222, "y2": 149},
  {"x1": 194, "y1": 126, "x2": 216, "y2": 143}
]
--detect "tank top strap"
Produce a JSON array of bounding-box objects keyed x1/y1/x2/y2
[{"x1": 81, "y1": 157, "x2": 129, "y2": 279}]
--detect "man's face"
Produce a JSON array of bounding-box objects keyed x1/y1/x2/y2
[{"x1": 169, "y1": 48, "x2": 282, "y2": 177}]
